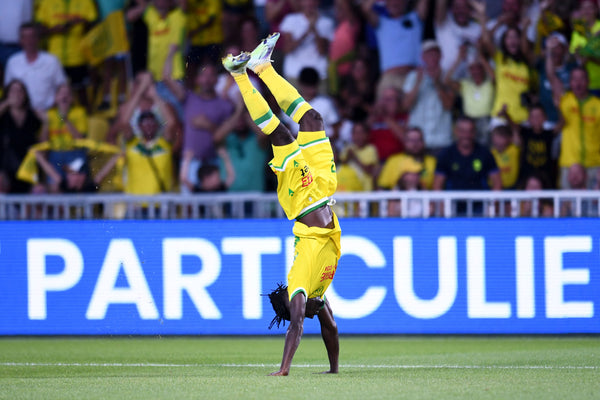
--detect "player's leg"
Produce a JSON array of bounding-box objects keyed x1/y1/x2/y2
[
  {"x1": 317, "y1": 299, "x2": 339, "y2": 374},
  {"x1": 247, "y1": 33, "x2": 313, "y2": 126},
  {"x1": 222, "y1": 52, "x2": 294, "y2": 147},
  {"x1": 246, "y1": 34, "x2": 337, "y2": 196}
]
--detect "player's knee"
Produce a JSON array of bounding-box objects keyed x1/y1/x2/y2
[
  {"x1": 270, "y1": 124, "x2": 295, "y2": 146},
  {"x1": 299, "y1": 109, "x2": 324, "y2": 132}
]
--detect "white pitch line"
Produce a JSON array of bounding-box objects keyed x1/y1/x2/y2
[{"x1": 0, "y1": 362, "x2": 597, "y2": 370}]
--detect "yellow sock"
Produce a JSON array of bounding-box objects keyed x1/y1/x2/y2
[
  {"x1": 233, "y1": 73, "x2": 280, "y2": 135},
  {"x1": 257, "y1": 65, "x2": 312, "y2": 123},
  {"x1": 297, "y1": 130, "x2": 327, "y2": 146}
]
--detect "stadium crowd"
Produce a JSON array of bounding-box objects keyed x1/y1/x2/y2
[{"x1": 0, "y1": 0, "x2": 598, "y2": 204}]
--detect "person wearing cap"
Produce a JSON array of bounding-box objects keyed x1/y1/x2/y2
[
  {"x1": 402, "y1": 39, "x2": 455, "y2": 155},
  {"x1": 377, "y1": 126, "x2": 436, "y2": 190}
]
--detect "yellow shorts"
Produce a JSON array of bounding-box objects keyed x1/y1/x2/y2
[
  {"x1": 269, "y1": 130, "x2": 337, "y2": 220},
  {"x1": 287, "y1": 212, "x2": 342, "y2": 301}
]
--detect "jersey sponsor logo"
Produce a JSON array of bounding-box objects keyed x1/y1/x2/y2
[
  {"x1": 502, "y1": 70, "x2": 529, "y2": 84},
  {"x1": 300, "y1": 165, "x2": 313, "y2": 187},
  {"x1": 152, "y1": 27, "x2": 171, "y2": 36},
  {"x1": 320, "y1": 264, "x2": 337, "y2": 282}
]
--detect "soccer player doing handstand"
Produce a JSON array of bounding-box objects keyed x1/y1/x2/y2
[{"x1": 222, "y1": 32, "x2": 341, "y2": 376}]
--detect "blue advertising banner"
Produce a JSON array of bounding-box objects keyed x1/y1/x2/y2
[{"x1": 0, "y1": 219, "x2": 598, "y2": 335}]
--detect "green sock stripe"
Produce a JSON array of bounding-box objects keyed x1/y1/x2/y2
[
  {"x1": 285, "y1": 97, "x2": 305, "y2": 117},
  {"x1": 254, "y1": 109, "x2": 273, "y2": 125}
]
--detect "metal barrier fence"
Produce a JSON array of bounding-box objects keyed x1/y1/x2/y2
[{"x1": 1, "y1": 190, "x2": 599, "y2": 220}]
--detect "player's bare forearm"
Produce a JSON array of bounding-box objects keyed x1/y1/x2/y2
[
  {"x1": 270, "y1": 294, "x2": 306, "y2": 376},
  {"x1": 318, "y1": 301, "x2": 339, "y2": 373}
]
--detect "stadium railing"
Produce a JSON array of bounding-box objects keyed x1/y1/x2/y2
[{"x1": 1, "y1": 190, "x2": 599, "y2": 220}]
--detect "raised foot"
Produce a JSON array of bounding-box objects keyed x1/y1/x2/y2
[
  {"x1": 247, "y1": 32, "x2": 280, "y2": 72},
  {"x1": 222, "y1": 52, "x2": 251, "y2": 74}
]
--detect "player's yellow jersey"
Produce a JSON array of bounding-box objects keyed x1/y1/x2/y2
[{"x1": 269, "y1": 131, "x2": 337, "y2": 220}]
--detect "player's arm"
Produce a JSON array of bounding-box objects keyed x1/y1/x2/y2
[
  {"x1": 162, "y1": 44, "x2": 186, "y2": 102},
  {"x1": 317, "y1": 299, "x2": 339, "y2": 374},
  {"x1": 217, "y1": 147, "x2": 236, "y2": 188},
  {"x1": 270, "y1": 293, "x2": 306, "y2": 376},
  {"x1": 93, "y1": 153, "x2": 123, "y2": 186},
  {"x1": 126, "y1": 0, "x2": 148, "y2": 23},
  {"x1": 213, "y1": 102, "x2": 244, "y2": 145}
]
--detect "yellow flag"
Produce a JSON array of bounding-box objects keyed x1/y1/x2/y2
[
  {"x1": 16, "y1": 142, "x2": 50, "y2": 184},
  {"x1": 16, "y1": 140, "x2": 121, "y2": 184},
  {"x1": 80, "y1": 10, "x2": 130, "y2": 67}
]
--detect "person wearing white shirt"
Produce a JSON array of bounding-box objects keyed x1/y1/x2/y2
[
  {"x1": 279, "y1": 0, "x2": 335, "y2": 83},
  {"x1": 4, "y1": 23, "x2": 67, "y2": 112},
  {"x1": 434, "y1": 0, "x2": 482, "y2": 79}
]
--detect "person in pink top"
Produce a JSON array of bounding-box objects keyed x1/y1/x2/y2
[{"x1": 328, "y1": 0, "x2": 364, "y2": 95}]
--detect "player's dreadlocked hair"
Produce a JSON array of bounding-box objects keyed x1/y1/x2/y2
[{"x1": 263, "y1": 283, "x2": 290, "y2": 329}]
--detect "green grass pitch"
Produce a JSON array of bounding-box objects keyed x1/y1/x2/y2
[{"x1": 0, "y1": 336, "x2": 598, "y2": 399}]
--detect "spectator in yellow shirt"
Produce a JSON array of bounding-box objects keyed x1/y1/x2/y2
[
  {"x1": 476, "y1": 2, "x2": 533, "y2": 125},
  {"x1": 143, "y1": 0, "x2": 187, "y2": 119},
  {"x1": 490, "y1": 124, "x2": 520, "y2": 189},
  {"x1": 336, "y1": 120, "x2": 379, "y2": 192},
  {"x1": 123, "y1": 107, "x2": 177, "y2": 196},
  {"x1": 144, "y1": 0, "x2": 186, "y2": 82},
  {"x1": 40, "y1": 83, "x2": 88, "y2": 182},
  {"x1": 569, "y1": 0, "x2": 600, "y2": 95},
  {"x1": 36, "y1": 0, "x2": 98, "y2": 109},
  {"x1": 185, "y1": 0, "x2": 224, "y2": 73},
  {"x1": 554, "y1": 67, "x2": 600, "y2": 189},
  {"x1": 377, "y1": 126, "x2": 436, "y2": 190}
]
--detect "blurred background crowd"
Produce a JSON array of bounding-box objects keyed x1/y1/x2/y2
[{"x1": 0, "y1": 0, "x2": 598, "y2": 207}]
